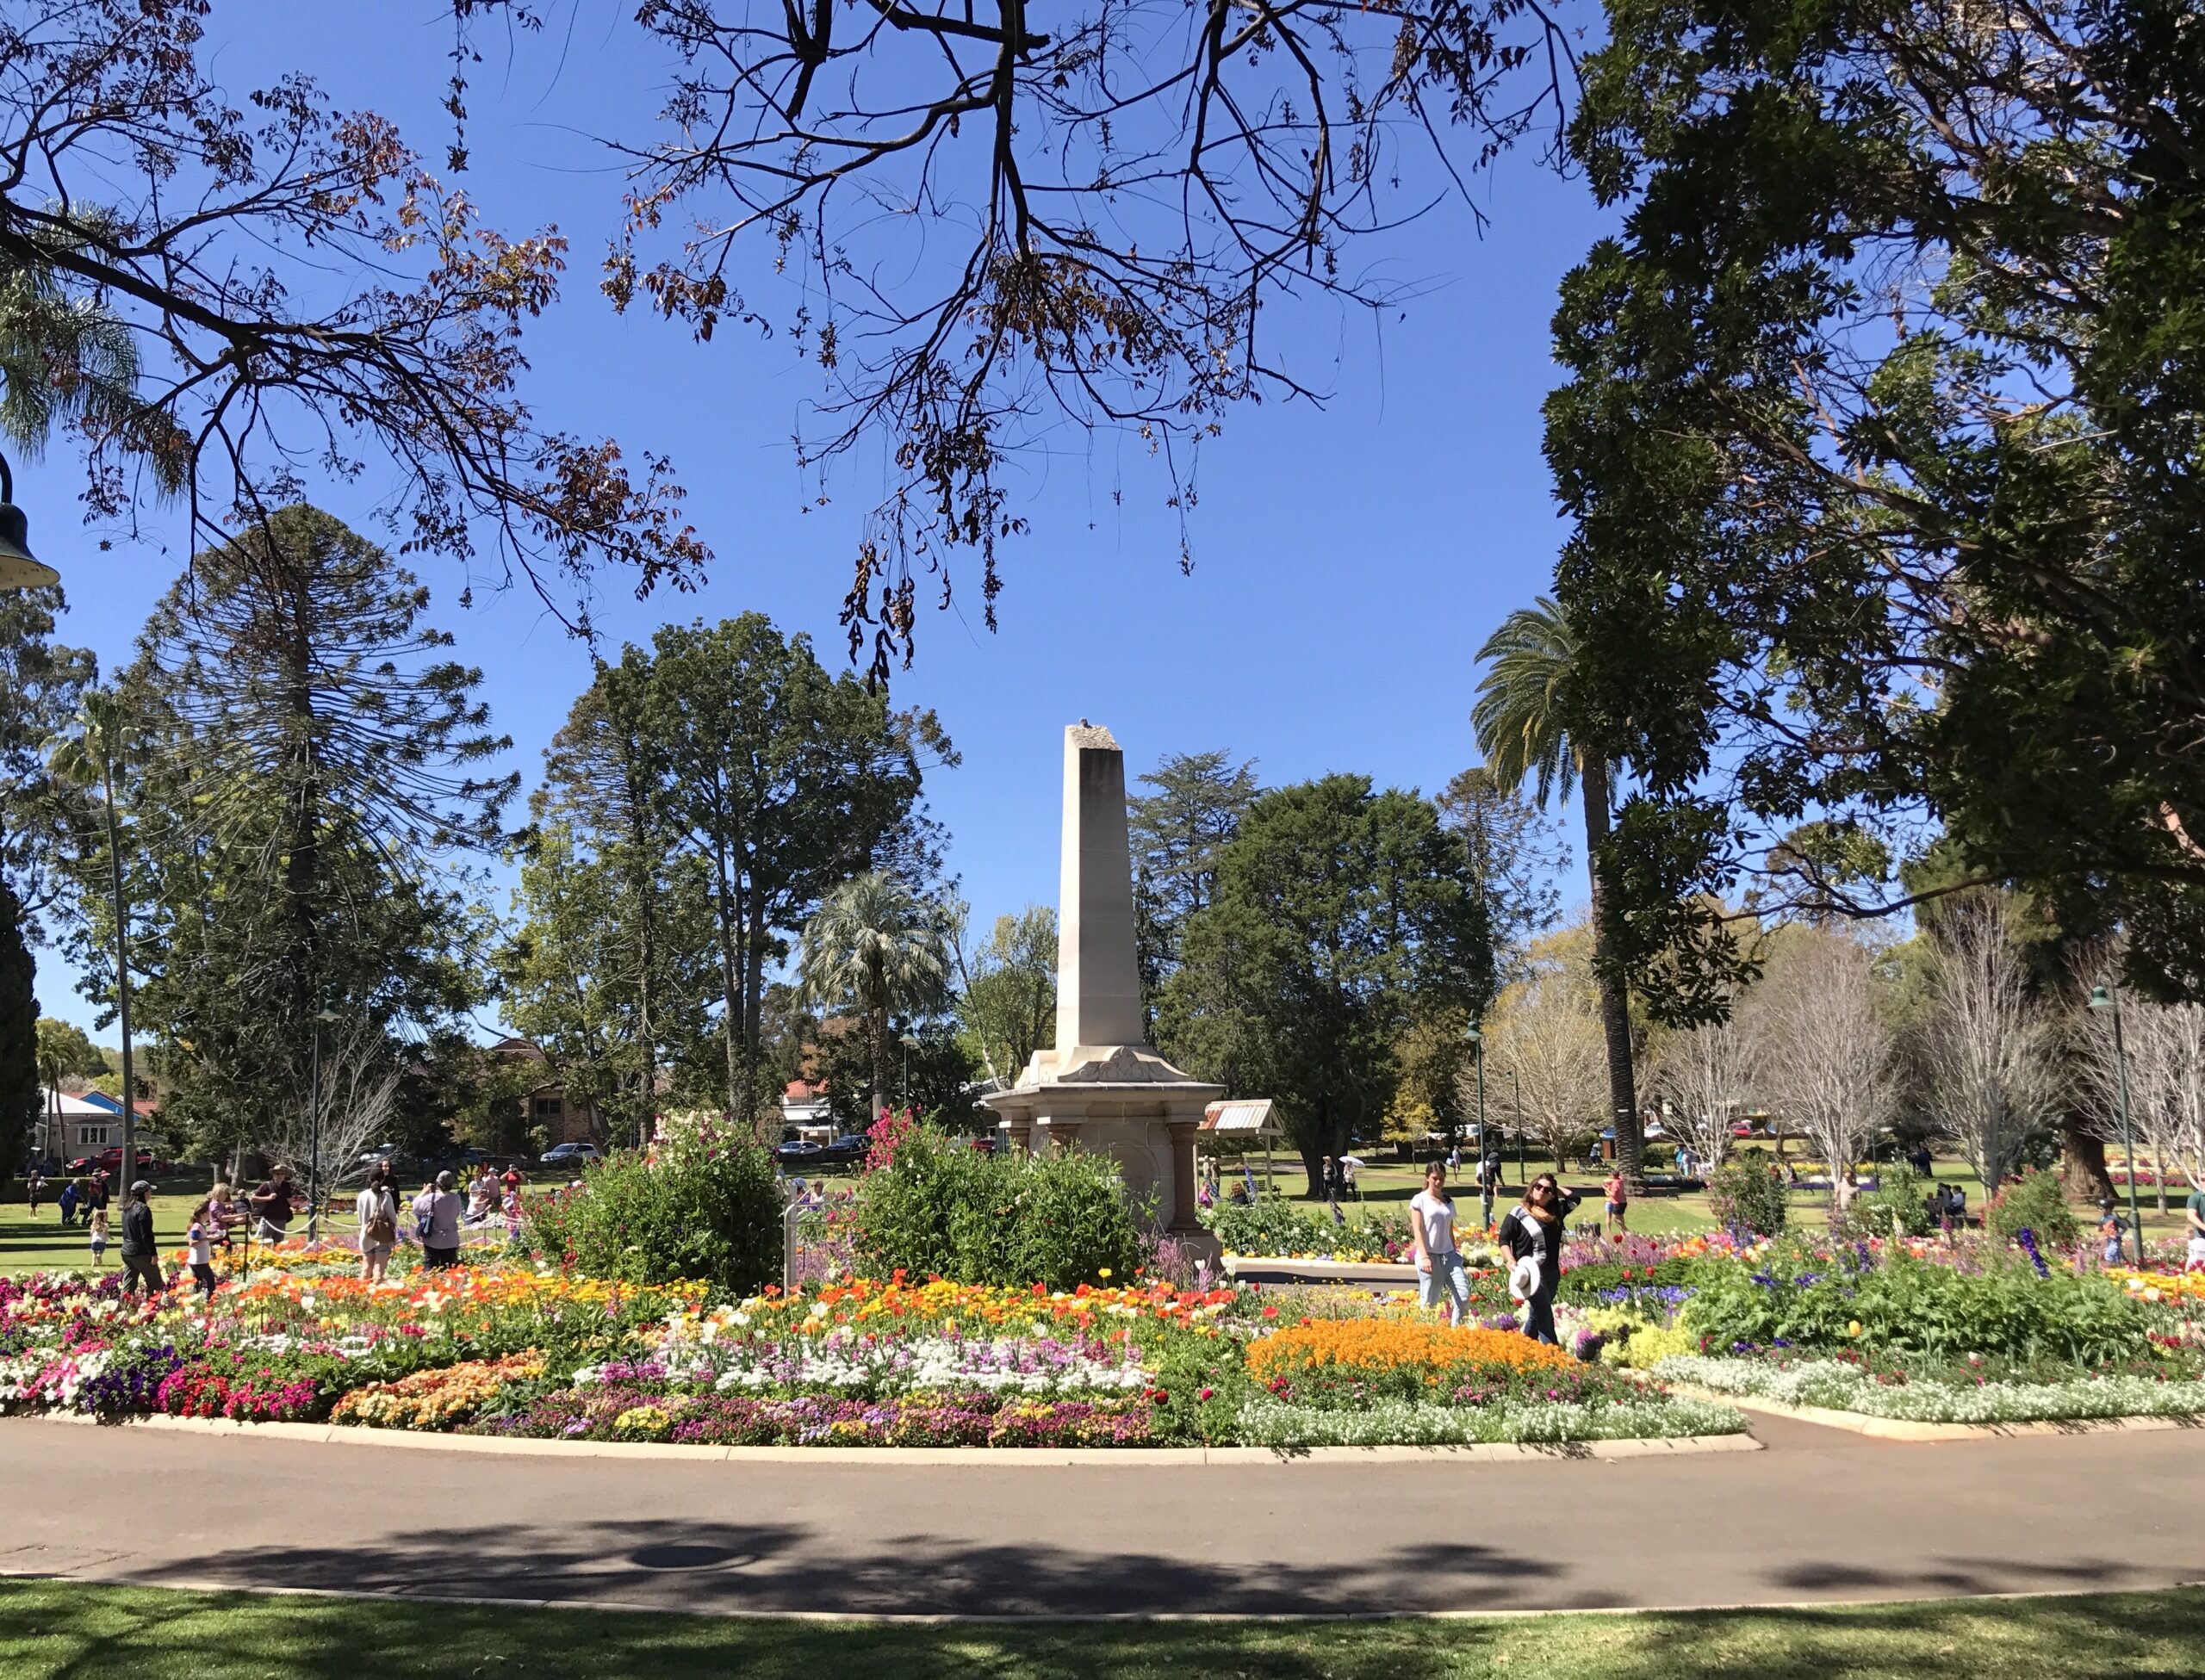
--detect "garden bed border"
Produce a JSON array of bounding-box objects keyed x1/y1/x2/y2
[
  {"x1": 16, "y1": 1410, "x2": 1762, "y2": 1464},
  {"x1": 1657, "y1": 1383, "x2": 2205, "y2": 1442}
]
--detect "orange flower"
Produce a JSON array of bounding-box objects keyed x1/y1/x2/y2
[{"x1": 1246, "y1": 1319, "x2": 1575, "y2": 1386}]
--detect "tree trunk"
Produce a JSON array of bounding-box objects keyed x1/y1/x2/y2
[
  {"x1": 868, "y1": 989, "x2": 891, "y2": 1127},
  {"x1": 710, "y1": 835, "x2": 744, "y2": 1117},
  {"x1": 742, "y1": 894, "x2": 768, "y2": 1142},
  {"x1": 1579, "y1": 754, "x2": 1643, "y2": 1193},
  {"x1": 2059, "y1": 1115, "x2": 2114, "y2": 1204}
]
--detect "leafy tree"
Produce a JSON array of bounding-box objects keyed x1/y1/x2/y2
[
  {"x1": 1437, "y1": 766, "x2": 1567, "y2": 990},
  {"x1": 808, "y1": 1014, "x2": 980, "y2": 1133},
  {"x1": 70, "y1": 506, "x2": 512, "y2": 1161},
  {"x1": 624, "y1": 616, "x2": 953, "y2": 1119},
  {"x1": 0, "y1": 1, "x2": 705, "y2": 605},
  {"x1": 1544, "y1": 0, "x2": 2205, "y2": 1004},
  {"x1": 1155, "y1": 775, "x2": 1494, "y2": 1192},
  {"x1": 1474, "y1": 597, "x2": 1647, "y2": 1187},
  {"x1": 956, "y1": 905, "x2": 1056, "y2": 1085},
  {"x1": 0, "y1": 587, "x2": 96, "y2": 939},
  {"x1": 500, "y1": 821, "x2": 717, "y2": 1150},
  {"x1": 795, "y1": 871, "x2": 953, "y2": 1126},
  {"x1": 32, "y1": 1016, "x2": 103, "y2": 1158},
  {"x1": 1128, "y1": 751, "x2": 1259, "y2": 1012}
]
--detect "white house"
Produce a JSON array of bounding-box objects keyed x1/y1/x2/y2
[{"x1": 38, "y1": 1088, "x2": 122, "y2": 1160}]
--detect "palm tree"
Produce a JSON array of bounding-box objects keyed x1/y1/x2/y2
[
  {"x1": 1473, "y1": 596, "x2": 1643, "y2": 1188},
  {"x1": 796, "y1": 871, "x2": 952, "y2": 1126}
]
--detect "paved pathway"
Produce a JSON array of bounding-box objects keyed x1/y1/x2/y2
[{"x1": 3, "y1": 1415, "x2": 2201, "y2": 1616}]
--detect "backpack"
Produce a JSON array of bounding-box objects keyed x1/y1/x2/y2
[{"x1": 363, "y1": 1193, "x2": 396, "y2": 1246}]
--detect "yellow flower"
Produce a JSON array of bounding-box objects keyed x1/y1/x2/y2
[
  {"x1": 1097, "y1": 1268, "x2": 1112, "y2": 1280},
  {"x1": 1847, "y1": 1320, "x2": 1863, "y2": 1337}
]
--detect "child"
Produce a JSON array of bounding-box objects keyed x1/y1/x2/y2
[
  {"x1": 500, "y1": 1183, "x2": 524, "y2": 1249},
  {"x1": 187, "y1": 1200, "x2": 220, "y2": 1296},
  {"x1": 86, "y1": 1206, "x2": 109, "y2": 1268},
  {"x1": 2098, "y1": 1200, "x2": 2127, "y2": 1267}
]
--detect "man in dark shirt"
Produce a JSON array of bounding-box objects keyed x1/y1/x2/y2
[
  {"x1": 251, "y1": 1165, "x2": 299, "y2": 1241},
  {"x1": 119, "y1": 1180, "x2": 165, "y2": 1297}
]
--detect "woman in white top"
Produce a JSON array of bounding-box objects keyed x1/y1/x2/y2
[
  {"x1": 1410, "y1": 1162, "x2": 1471, "y2": 1326},
  {"x1": 355, "y1": 1167, "x2": 400, "y2": 1282}
]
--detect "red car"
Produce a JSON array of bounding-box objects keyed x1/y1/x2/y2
[{"x1": 65, "y1": 1147, "x2": 176, "y2": 1178}]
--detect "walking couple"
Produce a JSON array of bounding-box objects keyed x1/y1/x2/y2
[{"x1": 1411, "y1": 1162, "x2": 1580, "y2": 1345}]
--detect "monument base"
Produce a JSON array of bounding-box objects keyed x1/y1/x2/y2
[{"x1": 984, "y1": 1065, "x2": 1222, "y2": 1235}]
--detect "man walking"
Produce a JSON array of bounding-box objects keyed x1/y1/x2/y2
[{"x1": 118, "y1": 1181, "x2": 165, "y2": 1297}]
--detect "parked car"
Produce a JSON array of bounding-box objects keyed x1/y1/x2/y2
[
  {"x1": 817, "y1": 1134, "x2": 873, "y2": 1169},
  {"x1": 774, "y1": 1139, "x2": 824, "y2": 1167},
  {"x1": 540, "y1": 1141, "x2": 601, "y2": 1168},
  {"x1": 66, "y1": 1148, "x2": 177, "y2": 1178}
]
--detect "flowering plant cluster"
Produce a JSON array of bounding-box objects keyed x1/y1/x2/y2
[
  {"x1": 332, "y1": 1354, "x2": 549, "y2": 1431},
  {"x1": 474, "y1": 1385, "x2": 1158, "y2": 1448}
]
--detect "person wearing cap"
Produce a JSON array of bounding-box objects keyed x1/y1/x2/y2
[
  {"x1": 118, "y1": 1180, "x2": 165, "y2": 1297},
  {"x1": 413, "y1": 1169, "x2": 465, "y2": 1269}
]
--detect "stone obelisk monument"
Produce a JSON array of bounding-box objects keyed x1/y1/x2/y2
[{"x1": 985, "y1": 723, "x2": 1221, "y2": 1233}]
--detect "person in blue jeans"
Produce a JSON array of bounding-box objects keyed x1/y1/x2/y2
[{"x1": 1410, "y1": 1162, "x2": 1471, "y2": 1326}]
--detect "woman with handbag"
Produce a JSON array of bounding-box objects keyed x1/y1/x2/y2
[
  {"x1": 1497, "y1": 1173, "x2": 1580, "y2": 1345},
  {"x1": 355, "y1": 1164, "x2": 401, "y2": 1282}
]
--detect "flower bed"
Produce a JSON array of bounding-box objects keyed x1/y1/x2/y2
[
  {"x1": 0, "y1": 1248, "x2": 1748, "y2": 1448},
  {"x1": 1655, "y1": 1355, "x2": 2205, "y2": 1424}
]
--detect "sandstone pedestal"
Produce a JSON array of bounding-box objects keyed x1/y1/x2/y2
[{"x1": 985, "y1": 724, "x2": 1222, "y2": 1233}]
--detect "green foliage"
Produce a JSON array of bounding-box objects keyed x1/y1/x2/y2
[
  {"x1": 530, "y1": 1119, "x2": 781, "y2": 1298},
  {"x1": 955, "y1": 904, "x2": 1055, "y2": 1083},
  {"x1": 848, "y1": 1126, "x2": 1141, "y2": 1289},
  {"x1": 1556, "y1": 1256, "x2": 1719, "y2": 1305},
  {"x1": 1200, "y1": 1197, "x2": 1408, "y2": 1260},
  {"x1": 1706, "y1": 1155, "x2": 1787, "y2": 1237},
  {"x1": 797, "y1": 871, "x2": 953, "y2": 1126},
  {"x1": 1842, "y1": 1165, "x2": 1934, "y2": 1242},
  {"x1": 1128, "y1": 749, "x2": 1259, "y2": 1007},
  {"x1": 1546, "y1": 0, "x2": 2205, "y2": 1006},
  {"x1": 1154, "y1": 775, "x2": 1494, "y2": 1173},
  {"x1": 1984, "y1": 1168, "x2": 2084, "y2": 1253},
  {"x1": 1681, "y1": 1250, "x2": 2157, "y2": 1367}
]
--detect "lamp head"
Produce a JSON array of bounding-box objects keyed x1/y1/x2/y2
[
  {"x1": 0, "y1": 496, "x2": 58, "y2": 590},
  {"x1": 2088, "y1": 986, "x2": 2113, "y2": 1011}
]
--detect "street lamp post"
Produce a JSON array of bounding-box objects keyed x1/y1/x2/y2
[
  {"x1": 2088, "y1": 986, "x2": 2149, "y2": 1266},
  {"x1": 1506, "y1": 1069, "x2": 1522, "y2": 1186},
  {"x1": 84, "y1": 697, "x2": 138, "y2": 1203},
  {"x1": 899, "y1": 1032, "x2": 921, "y2": 1111},
  {"x1": 1465, "y1": 1022, "x2": 1491, "y2": 1230}
]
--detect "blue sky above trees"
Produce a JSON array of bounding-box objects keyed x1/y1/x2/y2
[{"x1": 25, "y1": 0, "x2": 1607, "y2": 1037}]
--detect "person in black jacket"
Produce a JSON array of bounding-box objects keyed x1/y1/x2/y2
[
  {"x1": 118, "y1": 1179, "x2": 165, "y2": 1298},
  {"x1": 1496, "y1": 1173, "x2": 1580, "y2": 1345}
]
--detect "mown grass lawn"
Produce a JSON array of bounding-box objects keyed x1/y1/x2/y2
[{"x1": 3, "y1": 1580, "x2": 2202, "y2": 1680}]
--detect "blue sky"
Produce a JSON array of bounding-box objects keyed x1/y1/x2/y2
[{"x1": 25, "y1": 2, "x2": 1610, "y2": 1038}]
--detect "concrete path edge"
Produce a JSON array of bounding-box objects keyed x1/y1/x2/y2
[{"x1": 12, "y1": 1409, "x2": 1763, "y2": 1465}]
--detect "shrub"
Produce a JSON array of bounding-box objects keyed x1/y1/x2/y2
[
  {"x1": 530, "y1": 1114, "x2": 780, "y2": 1298},
  {"x1": 848, "y1": 1126, "x2": 1141, "y2": 1289},
  {"x1": 1200, "y1": 1197, "x2": 1408, "y2": 1260},
  {"x1": 1681, "y1": 1249, "x2": 2157, "y2": 1366},
  {"x1": 1707, "y1": 1155, "x2": 1788, "y2": 1236},
  {"x1": 1842, "y1": 1163, "x2": 1934, "y2": 1241},
  {"x1": 1984, "y1": 1166, "x2": 2084, "y2": 1252}
]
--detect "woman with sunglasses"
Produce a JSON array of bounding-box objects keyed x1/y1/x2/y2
[{"x1": 1497, "y1": 1173, "x2": 1581, "y2": 1345}]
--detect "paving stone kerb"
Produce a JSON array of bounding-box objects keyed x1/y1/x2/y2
[{"x1": 21, "y1": 1410, "x2": 1763, "y2": 1465}]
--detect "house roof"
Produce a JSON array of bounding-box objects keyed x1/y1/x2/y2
[{"x1": 43, "y1": 1088, "x2": 120, "y2": 1118}]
